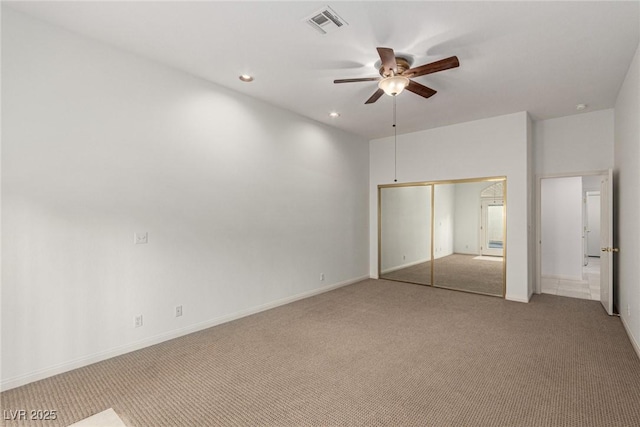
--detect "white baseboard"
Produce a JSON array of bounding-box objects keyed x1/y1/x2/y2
[
  {"x1": 434, "y1": 251, "x2": 455, "y2": 260},
  {"x1": 505, "y1": 294, "x2": 531, "y2": 303},
  {"x1": 1, "y1": 275, "x2": 369, "y2": 392},
  {"x1": 380, "y1": 252, "x2": 458, "y2": 275},
  {"x1": 381, "y1": 258, "x2": 429, "y2": 274},
  {"x1": 621, "y1": 315, "x2": 640, "y2": 361}
]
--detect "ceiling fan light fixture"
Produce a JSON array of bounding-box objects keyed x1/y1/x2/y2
[
  {"x1": 378, "y1": 75, "x2": 409, "y2": 96},
  {"x1": 334, "y1": 47, "x2": 457, "y2": 104}
]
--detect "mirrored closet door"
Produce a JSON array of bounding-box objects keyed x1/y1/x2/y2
[
  {"x1": 379, "y1": 177, "x2": 506, "y2": 297},
  {"x1": 379, "y1": 184, "x2": 433, "y2": 286}
]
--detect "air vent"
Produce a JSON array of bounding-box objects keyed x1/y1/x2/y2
[{"x1": 304, "y1": 6, "x2": 348, "y2": 34}]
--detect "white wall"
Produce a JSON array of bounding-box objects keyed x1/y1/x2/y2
[
  {"x1": 527, "y1": 114, "x2": 535, "y2": 296},
  {"x1": 586, "y1": 192, "x2": 601, "y2": 258},
  {"x1": 534, "y1": 109, "x2": 614, "y2": 176},
  {"x1": 583, "y1": 175, "x2": 602, "y2": 259},
  {"x1": 453, "y1": 182, "x2": 488, "y2": 255},
  {"x1": 1, "y1": 9, "x2": 369, "y2": 390},
  {"x1": 533, "y1": 109, "x2": 614, "y2": 295},
  {"x1": 614, "y1": 41, "x2": 640, "y2": 357},
  {"x1": 380, "y1": 186, "x2": 431, "y2": 273},
  {"x1": 370, "y1": 112, "x2": 531, "y2": 302},
  {"x1": 434, "y1": 184, "x2": 455, "y2": 259},
  {"x1": 540, "y1": 177, "x2": 584, "y2": 280}
]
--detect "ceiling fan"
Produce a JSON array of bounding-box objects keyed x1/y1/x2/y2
[{"x1": 334, "y1": 47, "x2": 460, "y2": 104}]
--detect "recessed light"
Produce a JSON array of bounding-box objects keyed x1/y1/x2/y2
[
  {"x1": 239, "y1": 74, "x2": 254, "y2": 82},
  {"x1": 576, "y1": 103, "x2": 587, "y2": 111},
  {"x1": 329, "y1": 112, "x2": 340, "y2": 118}
]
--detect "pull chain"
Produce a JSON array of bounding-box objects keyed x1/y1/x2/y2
[{"x1": 393, "y1": 95, "x2": 397, "y2": 182}]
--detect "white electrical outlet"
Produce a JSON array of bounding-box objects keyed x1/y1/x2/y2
[
  {"x1": 320, "y1": 273, "x2": 325, "y2": 281},
  {"x1": 134, "y1": 232, "x2": 148, "y2": 245},
  {"x1": 176, "y1": 305, "x2": 183, "y2": 317},
  {"x1": 134, "y1": 315, "x2": 143, "y2": 328}
]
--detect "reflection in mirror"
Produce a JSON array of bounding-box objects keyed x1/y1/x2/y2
[
  {"x1": 379, "y1": 185, "x2": 432, "y2": 285},
  {"x1": 481, "y1": 182, "x2": 505, "y2": 257},
  {"x1": 433, "y1": 180, "x2": 505, "y2": 296},
  {"x1": 379, "y1": 178, "x2": 505, "y2": 297}
]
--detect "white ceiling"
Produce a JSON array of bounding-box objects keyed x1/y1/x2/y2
[{"x1": 5, "y1": 1, "x2": 639, "y2": 140}]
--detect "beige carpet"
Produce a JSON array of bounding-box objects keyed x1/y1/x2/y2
[
  {"x1": 67, "y1": 409, "x2": 127, "y2": 427},
  {"x1": 2, "y1": 279, "x2": 640, "y2": 426},
  {"x1": 473, "y1": 255, "x2": 504, "y2": 262},
  {"x1": 382, "y1": 254, "x2": 504, "y2": 296}
]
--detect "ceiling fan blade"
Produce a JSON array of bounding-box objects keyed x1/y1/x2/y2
[
  {"x1": 334, "y1": 77, "x2": 381, "y2": 84},
  {"x1": 365, "y1": 88, "x2": 385, "y2": 104},
  {"x1": 407, "y1": 80, "x2": 437, "y2": 99},
  {"x1": 405, "y1": 56, "x2": 460, "y2": 78},
  {"x1": 377, "y1": 47, "x2": 397, "y2": 76}
]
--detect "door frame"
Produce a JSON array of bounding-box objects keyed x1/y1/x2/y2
[
  {"x1": 599, "y1": 169, "x2": 614, "y2": 315},
  {"x1": 480, "y1": 199, "x2": 505, "y2": 257},
  {"x1": 585, "y1": 190, "x2": 601, "y2": 258},
  {"x1": 535, "y1": 170, "x2": 610, "y2": 295}
]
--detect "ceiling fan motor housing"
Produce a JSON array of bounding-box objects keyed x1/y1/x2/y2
[
  {"x1": 333, "y1": 47, "x2": 459, "y2": 104},
  {"x1": 379, "y1": 57, "x2": 412, "y2": 77}
]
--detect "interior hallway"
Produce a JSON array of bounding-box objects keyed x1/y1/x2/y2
[{"x1": 541, "y1": 257, "x2": 601, "y2": 301}]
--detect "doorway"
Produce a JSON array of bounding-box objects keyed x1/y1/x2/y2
[
  {"x1": 585, "y1": 190, "x2": 601, "y2": 259},
  {"x1": 538, "y1": 172, "x2": 610, "y2": 307},
  {"x1": 583, "y1": 184, "x2": 602, "y2": 301},
  {"x1": 481, "y1": 199, "x2": 505, "y2": 257}
]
